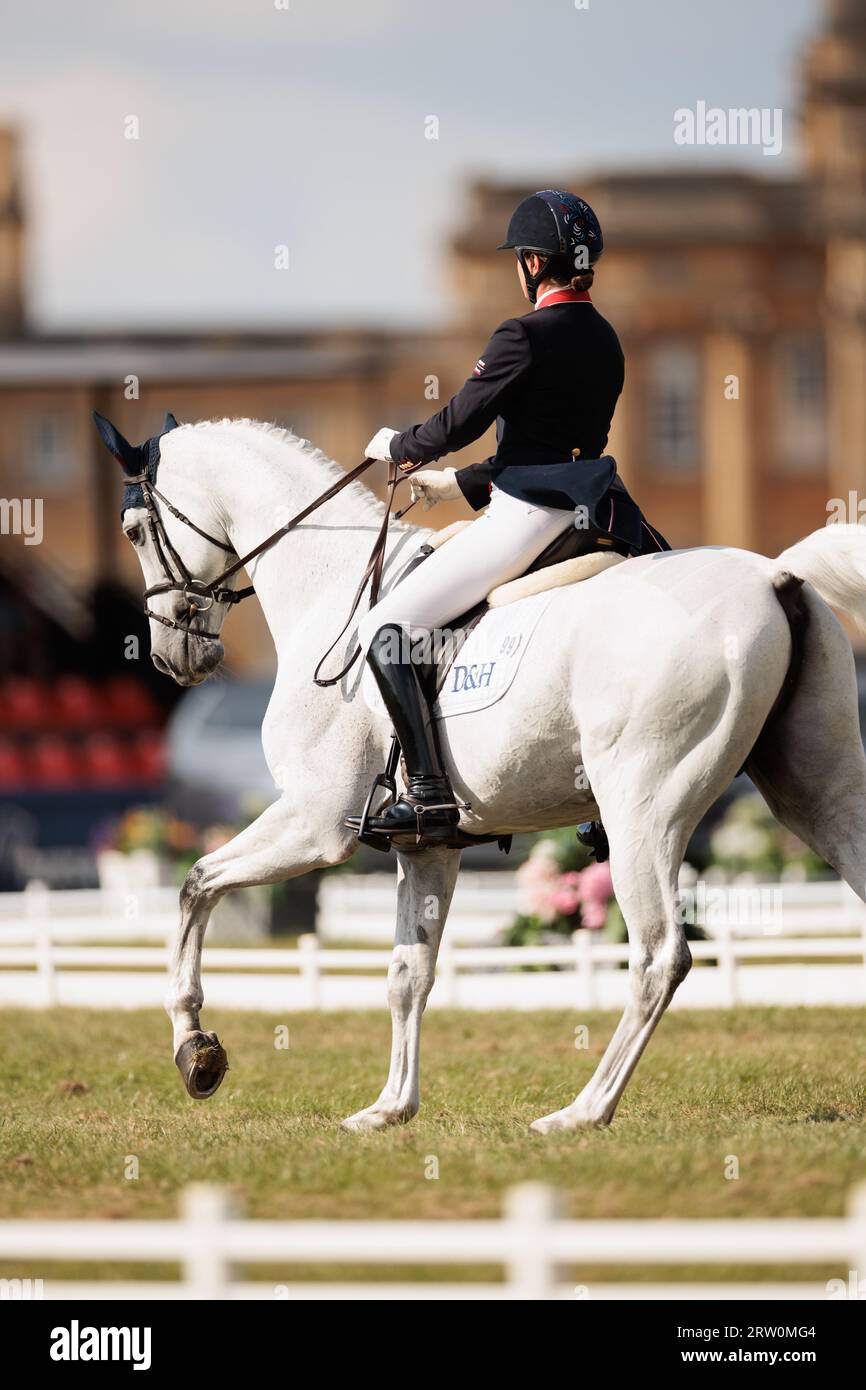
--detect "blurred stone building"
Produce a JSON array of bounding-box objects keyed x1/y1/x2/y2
[{"x1": 0, "y1": 0, "x2": 864, "y2": 679}]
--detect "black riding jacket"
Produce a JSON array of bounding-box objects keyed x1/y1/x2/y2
[{"x1": 389, "y1": 294, "x2": 668, "y2": 555}]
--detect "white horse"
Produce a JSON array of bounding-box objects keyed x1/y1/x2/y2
[{"x1": 107, "y1": 416, "x2": 866, "y2": 1132}]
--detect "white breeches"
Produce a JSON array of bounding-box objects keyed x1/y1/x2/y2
[{"x1": 358, "y1": 484, "x2": 575, "y2": 652}]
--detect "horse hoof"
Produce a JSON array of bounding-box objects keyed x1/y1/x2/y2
[
  {"x1": 530, "y1": 1108, "x2": 606, "y2": 1134},
  {"x1": 341, "y1": 1105, "x2": 412, "y2": 1132},
  {"x1": 175, "y1": 1031, "x2": 228, "y2": 1100},
  {"x1": 529, "y1": 1113, "x2": 562, "y2": 1136}
]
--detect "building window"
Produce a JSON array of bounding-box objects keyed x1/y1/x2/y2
[
  {"x1": 646, "y1": 342, "x2": 700, "y2": 473},
  {"x1": 654, "y1": 256, "x2": 690, "y2": 288},
  {"x1": 26, "y1": 413, "x2": 75, "y2": 487},
  {"x1": 775, "y1": 334, "x2": 825, "y2": 473}
]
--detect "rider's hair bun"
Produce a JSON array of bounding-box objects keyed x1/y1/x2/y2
[{"x1": 569, "y1": 269, "x2": 595, "y2": 292}]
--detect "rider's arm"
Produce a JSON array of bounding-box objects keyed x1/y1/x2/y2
[
  {"x1": 389, "y1": 317, "x2": 530, "y2": 472},
  {"x1": 451, "y1": 454, "x2": 499, "y2": 511}
]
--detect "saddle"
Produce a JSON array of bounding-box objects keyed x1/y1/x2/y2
[{"x1": 397, "y1": 512, "x2": 628, "y2": 692}]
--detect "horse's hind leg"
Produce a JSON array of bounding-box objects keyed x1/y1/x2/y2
[
  {"x1": 531, "y1": 798, "x2": 693, "y2": 1133},
  {"x1": 529, "y1": 667, "x2": 766, "y2": 1135},
  {"x1": 342, "y1": 844, "x2": 461, "y2": 1132},
  {"x1": 747, "y1": 593, "x2": 866, "y2": 900}
]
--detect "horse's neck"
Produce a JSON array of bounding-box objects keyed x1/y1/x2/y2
[{"x1": 192, "y1": 425, "x2": 427, "y2": 661}]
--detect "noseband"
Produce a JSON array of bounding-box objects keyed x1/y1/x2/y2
[{"x1": 128, "y1": 454, "x2": 420, "y2": 680}]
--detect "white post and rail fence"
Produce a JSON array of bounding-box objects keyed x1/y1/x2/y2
[
  {"x1": 1, "y1": 1182, "x2": 865, "y2": 1301},
  {"x1": 2, "y1": 876, "x2": 866, "y2": 1010}
]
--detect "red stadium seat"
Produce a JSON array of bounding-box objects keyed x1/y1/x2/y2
[
  {"x1": 0, "y1": 740, "x2": 26, "y2": 787},
  {"x1": 131, "y1": 731, "x2": 166, "y2": 784},
  {"x1": 30, "y1": 736, "x2": 81, "y2": 787},
  {"x1": 80, "y1": 734, "x2": 128, "y2": 787},
  {"x1": 1, "y1": 677, "x2": 53, "y2": 730},
  {"x1": 54, "y1": 675, "x2": 106, "y2": 729},
  {"x1": 104, "y1": 676, "x2": 160, "y2": 728}
]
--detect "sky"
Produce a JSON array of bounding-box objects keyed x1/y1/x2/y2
[{"x1": 0, "y1": 0, "x2": 819, "y2": 332}]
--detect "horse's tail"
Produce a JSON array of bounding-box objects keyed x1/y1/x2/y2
[{"x1": 776, "y1": 524, "x2": 866, "y2": 633}]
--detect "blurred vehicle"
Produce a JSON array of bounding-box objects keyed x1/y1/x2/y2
[{"x1": 165, "y1": 678, "x2": 277, "y2": 823}]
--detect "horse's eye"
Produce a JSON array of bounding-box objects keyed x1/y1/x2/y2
[{"x1": 126, "y1": 526, "x2": 142, "y2": 546}]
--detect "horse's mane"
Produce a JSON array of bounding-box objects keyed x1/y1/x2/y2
[{"x1": 187, "y1": 417, "x2": 386, "y2": 525}]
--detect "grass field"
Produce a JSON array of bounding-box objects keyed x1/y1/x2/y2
[{"x1": 1, "y1": 1006, "x2": 865, "y2": 1284}]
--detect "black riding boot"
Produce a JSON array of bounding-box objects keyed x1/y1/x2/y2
[{"x1": 345, "y1": 623, "x2": 459, "y2": 841}]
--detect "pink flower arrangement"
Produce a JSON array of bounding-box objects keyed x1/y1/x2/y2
[
  {"x1": 578, "y1": 860, "x2": 614, "y2": 929},
  {"x1": 517, "y1": 839, "x2": 614, "y2": 930},
  {"x1": 550, "y1": 870, "x2": 584, "y2": 917}
]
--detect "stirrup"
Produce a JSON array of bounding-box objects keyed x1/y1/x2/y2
[
  {"x1": 353, "y1": 787, "x2": 460, "y2": 847},
  {"x1": 351, "y1": 735, "x2": 401, "y2": 853},
  {"x1": 346, "y1": 737, "x2": 513, "y2": 855}
]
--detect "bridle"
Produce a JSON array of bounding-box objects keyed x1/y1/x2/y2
[
  {"x1": 129, "y1": 470, "x2": 249, "y2": 638},
  {"x1": 127, "y1": 454, "x2": 422, "y2": 686}
]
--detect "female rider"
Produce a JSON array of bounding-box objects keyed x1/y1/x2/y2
[{"x1": 346, "y1": 190, "x2": 668, "y2": 844}]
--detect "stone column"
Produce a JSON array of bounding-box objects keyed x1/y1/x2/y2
[
  {"x1": 825, "y1": 239, "x2": 866, "y2": 507},
  {"x1": 702, "y1": 332, "x2": 756, "y2": 550}
]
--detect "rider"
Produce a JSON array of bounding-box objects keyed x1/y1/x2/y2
[{"x1": 346, "y1": 190, "x2": 668, "y2": 844}]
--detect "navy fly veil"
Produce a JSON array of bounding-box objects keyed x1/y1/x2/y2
[{"x1": 92, "y1": 410, "x2": 180, "y2": 515}]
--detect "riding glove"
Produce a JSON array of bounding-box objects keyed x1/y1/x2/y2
[
  {"x1": 409, "y1": 468, "x2": 461, "y2": 508},
  {"x1": 364, "y1": 427, "x2": 399, "y2": 461}
]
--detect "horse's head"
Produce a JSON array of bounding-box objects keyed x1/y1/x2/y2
[{"x1": 93, "y1": 411, "x2": 232, "y2": 686}]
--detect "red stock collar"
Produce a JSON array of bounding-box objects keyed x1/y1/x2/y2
[{"x1": 534, "y1": 287, "x2": 592, "y2": 310}]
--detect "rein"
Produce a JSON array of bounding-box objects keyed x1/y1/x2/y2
[{"x1": 129, "y1": 454, "x2": 422, "y2": 686}]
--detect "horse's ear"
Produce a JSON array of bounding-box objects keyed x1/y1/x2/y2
[
  {"x1": 162, "y1": 412, "x2": 179, "y2": 433},
  {"x1": 92, "y1": 410, "x2": 139, "y2": 474}
]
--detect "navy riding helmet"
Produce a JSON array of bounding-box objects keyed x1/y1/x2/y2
[{"x1": 498, "y1": 190, "x2": 603, "y2": 303}]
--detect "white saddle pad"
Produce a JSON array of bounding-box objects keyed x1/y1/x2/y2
[{"x1": 361, "y1": 590, "x2": 556, "y2": 721}]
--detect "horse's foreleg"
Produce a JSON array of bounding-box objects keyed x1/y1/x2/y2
[
  {"x1": 342, "y1": 844, "x2": 461, "y2": 1131},
  {"x1": 167, "y1": 797, "x2": 354, "y2": 1099}
]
